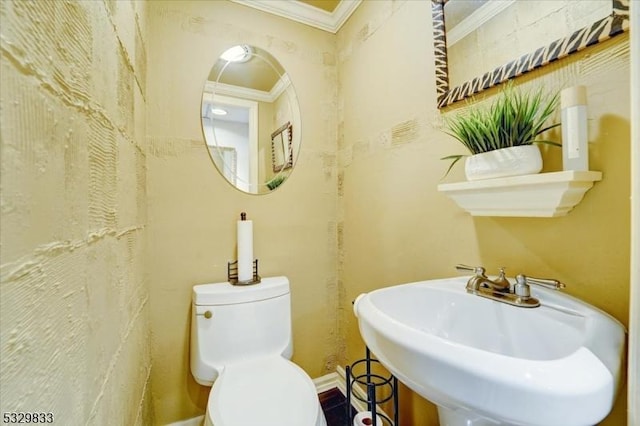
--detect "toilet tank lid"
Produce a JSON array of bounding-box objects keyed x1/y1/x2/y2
[{"x1": 193, "y1": 276, "x2": 289, "y2": 305}]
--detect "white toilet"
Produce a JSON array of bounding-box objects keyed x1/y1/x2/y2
[{"x1": 190, "y1": 276, "x2": 327, "y2": 426}]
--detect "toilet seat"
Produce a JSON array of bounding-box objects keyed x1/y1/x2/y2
[{"x1": 207, "y1": 356, "x2": 324, "y2": 426}]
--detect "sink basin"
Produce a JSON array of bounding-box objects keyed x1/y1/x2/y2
[{"x1": 353, "y1": 277, "x2": 625, "y2": 426}]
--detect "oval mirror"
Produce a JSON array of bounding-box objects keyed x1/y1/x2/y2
[{"x1": 201, "y1": 45, "x2": 301, "y2": 194}]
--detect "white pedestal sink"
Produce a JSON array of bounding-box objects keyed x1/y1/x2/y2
[{"x1": 353, "y1": 277, "x2": 625, "y2": 426}]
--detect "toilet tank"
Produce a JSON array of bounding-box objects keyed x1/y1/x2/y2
[{"x1": 190, "y1": 276, "x2": 294, "y2": 386}]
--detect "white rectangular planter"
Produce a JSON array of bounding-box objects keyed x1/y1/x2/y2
[{"x1": 437, "y1": 171, "x2": 602, "y2": 217}]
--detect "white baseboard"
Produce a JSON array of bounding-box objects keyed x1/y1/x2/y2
[
  {"x1": 165, "y1": 415, "x2": 204, "y2": 426},
  {"x1": 313, "y1": 370, "x2": 342, "y2": 393},
  {"x1": 314, "y1": 365, "x2": 394, "y2": 424}
]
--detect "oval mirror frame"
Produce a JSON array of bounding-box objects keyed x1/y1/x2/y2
[{"x1": 201, "y1": 45, "x2": 301, "y2": 194}]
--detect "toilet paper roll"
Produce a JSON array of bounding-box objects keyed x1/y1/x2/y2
[
  {"x1": 353, "y1": 411, "x2": 384, "y2": 426},
  {"x1": 237, "y1": 216, "x2": 253, "y2": 282}
]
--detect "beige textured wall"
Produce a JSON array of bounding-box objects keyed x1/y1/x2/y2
[
  {"x1": 145, "y1": 1, "x2": 339, "y2": 424},
  {"x1": 3, "y1": 1, "x2": 627, "y2": 425},
  {"x1": 0, "y1": 0, "x2": 152, "y2": 425},
  {"x1": 337, "y1": 1, "x2": 630, "y2": 424}
]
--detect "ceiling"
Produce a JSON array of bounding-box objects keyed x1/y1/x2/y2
[
  {"x1": 299, "y1": 0, "x2": 342, "y2": 13},
  {"x1": 230, "y1": 0, "x2": 362, "y2": 33}
]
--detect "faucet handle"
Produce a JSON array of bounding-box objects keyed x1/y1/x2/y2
[
  {"x1": 518, "y1": 274, "x2": 565, "y2": 290},
  {"x1": 494, "y1": 267, "x2": 511, "y2": 287},
  {"x1": 455, "y1": 264, "x2": 486, "y2": 276},
  {"x1": 514, "y1": 275, "x2": 531, "y2": 297}
]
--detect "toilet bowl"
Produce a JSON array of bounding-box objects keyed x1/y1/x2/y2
[
  {"x1": 206, "y1": 356, "x2": 326, "y2": 426},
  {"x1": 190, "y1": 276, "x2": 327, "y2": 426}
]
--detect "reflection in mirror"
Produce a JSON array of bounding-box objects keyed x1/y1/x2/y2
[
  {"x1": 444, "y1": 0, "x2": 611, "y2": 88},
  {"x1": 211, "y1": 146, "x2": 238, "y2": 186},
  {"x1": 201, "y1": 45, "x2": 301, "y2": 194},
  {"x1": 432, "y1": 0, "x2": 630, "y2": 108},
  {"x1": 271, "y1": 122, "x2": 292, "y2": 173}
]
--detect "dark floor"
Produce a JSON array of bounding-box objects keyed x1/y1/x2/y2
[{"x1": 319, "y1": 387, "x2": 356, "y2": 426}]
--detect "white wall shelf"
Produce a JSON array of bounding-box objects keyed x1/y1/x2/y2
[{"x1": 437, "y1": 171, "x2": 602, "y2": 217}]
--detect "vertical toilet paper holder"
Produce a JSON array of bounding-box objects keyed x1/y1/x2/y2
[
  {"x1": 346, "y1": 347, "x2": 399, "y2": 425},
  {"x1": 227, "y1": 259, "x2": 261, "y2": 285}
]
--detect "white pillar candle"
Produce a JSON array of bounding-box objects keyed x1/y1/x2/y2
[
  {"x1": 561, "y1": 85, "x2": 589, "y2": 171},
  {"x1": 237, "y1": 212, "x2": 253, "y2": 282}
]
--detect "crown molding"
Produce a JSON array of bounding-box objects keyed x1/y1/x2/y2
[
  {"x1": 205, "y1": 81, "x2": 272, "y2": 102},
  {"x1": 446, "y1": 0, "x2": 515, "y2": 46},
  {"x1": 270, "y1": 72, "x2": 290, "y2": 100},
  {"x1": 204, "y1": 73, "x2": 291, "y2": 103},
  {"x1": 230, "y1": 0, "x2": 362, "y2": 33}
]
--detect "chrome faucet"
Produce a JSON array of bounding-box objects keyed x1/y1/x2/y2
[{"x1": 455, "y1": 264, "x2": 565, "y2": 308}]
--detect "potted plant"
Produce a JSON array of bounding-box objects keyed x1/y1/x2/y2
[
  {"x1": 441, "y1": 83, "x2": 560, "y2": 180},
  {"x1": 266, "y1": 174, "x2": 286, "y2": 190}
]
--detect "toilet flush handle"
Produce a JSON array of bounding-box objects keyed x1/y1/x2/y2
[{"x1": 196, "y1": 310, "x2": 213, "y2": 319}]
